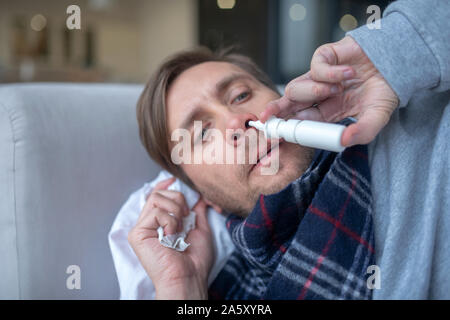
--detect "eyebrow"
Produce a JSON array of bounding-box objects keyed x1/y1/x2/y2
[
  {"x1": 215, "y1": 73, "x2": 253, "y2": 96},
  {"x1": 178, "y1": 73, "x2": 254, "y2": 130}
]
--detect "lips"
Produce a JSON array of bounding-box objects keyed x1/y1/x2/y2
[
  {"x1": 257, "y1": 145, "x2": 274, "y2": 164},
  {"x1": 251, "y1": 139, "x2": 282, "y2": 172}
]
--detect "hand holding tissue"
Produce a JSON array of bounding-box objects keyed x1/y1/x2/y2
[
  {"x1": 127, "y1": 178, "x2": 214, "y2": 298},
  {"x1": 111, "y1": 171, "x2": 234, "y2": 299},
  {"x1": 157, "y1": 211, "x2": 196, "y2": 251},
  {"x1": 152, "y1": 176, "x2": 200, "y2": 252}
]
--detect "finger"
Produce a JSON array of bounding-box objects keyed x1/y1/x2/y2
[
  {"x1": 153, "y1": 177, "x2": 176, "y2": 191},
  {"x1": 341, "y1": 108, "x2": 391, "y2": 147},
  {"x1": 145, "y1": 177, "x2": 175, "y2": 201},
  {"x1": 157, "y1": 210, "x2": 180, "y2": 236},
  {"x1": 154, "y1": 190, "x2": 190, "y2": 217},
  {"x1": 139, "y1": 192, "x2": 183, "y2": 231},
  {"x1": 282, "y1": 71, "x2": 313, "y2": 89},
  {"x1": 288, "y1": 70, "x2": 312, "y2": 83},
  {"x1": 285, "y1": 80, "x2": 343, "y2": 104},
  {"x1": 314, "y1": 95, "x2": 348, "y2": 122},
  {"x1": 291, "y1": 93, "x2": 348, "y2": 123},
  {"x1": 260, "y1": 72, "x2": 312, "y2": 123},
  {"x1": 260, "y1": 96, "x2": 310, "y2": 123},
  {"x1": 128, "y1": 225, "x2": 158, "y2": 241},
  {"x1": 259, "y1": 99, "x2": 281, "y2": 122},
  {"x1": 310, "y1": 44, "x2": 355, "y2": 83},
  {"x1": 143, "y1": 176, "x2": 176, "y2": 211},
  {"x1": 147, "y1": 192, "x2": 186, "y2": 232},
  {"x1": 137, "y1": 207, "x2": 179, "y2": 236},
  {"x1": 291, "y1": 106, "x2": 324, "y2": 121},
  {"x1": 149, "y1": 192, "x2": 186, "y2": 224}
]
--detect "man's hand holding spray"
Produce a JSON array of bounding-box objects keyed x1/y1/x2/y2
[{"x1": 259, "y1": 36, "x2": 399, "y2": 147}]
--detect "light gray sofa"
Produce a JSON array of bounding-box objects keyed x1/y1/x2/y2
[{"x1": 0, "y1": 83, "x2": 161, "y2": 299}]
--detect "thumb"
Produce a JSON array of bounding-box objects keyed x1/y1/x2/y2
[{"x1": 342, "y1": 108, "x2": 391, "y2": 147}]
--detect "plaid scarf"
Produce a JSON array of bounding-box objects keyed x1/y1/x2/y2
[{"x1": 208, "y1": 142, "x2": 375, "y2": 300}]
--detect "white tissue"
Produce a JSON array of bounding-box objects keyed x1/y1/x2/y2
[
  {"x1": 147, "y1": 171, "x2": 201, "y2": 252},
  {"x1": 156, "y1": 211, "x2": 196, "y2": 251}
]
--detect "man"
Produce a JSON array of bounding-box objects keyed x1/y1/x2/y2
[{"x1": 126, "y1": 0, "x2": 449, "y2": 299}]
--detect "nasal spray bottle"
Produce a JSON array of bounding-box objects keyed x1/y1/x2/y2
[{"x1": 248, "y1": 117, "x2": 346, "y2": 153}]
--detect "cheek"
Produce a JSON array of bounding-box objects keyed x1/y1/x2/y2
[
  {"x1": 181, "y1": 164, "x2": 202, "y2": 182},
  {"x1": 181, "y1": 162, "x2": 241, "y2": 191},
  {"x1": 279, "y1": 144, "x2": 302, "y2": 165},
  {"x1": 181, "y1": 163, "x2": 222, "y2": 186},
  {"x1": 283, "y1": 144, "x2": 314, "y2": 172}
]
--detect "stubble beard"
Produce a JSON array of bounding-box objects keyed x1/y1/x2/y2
[{"x1": 192, "y1": 147, "x2": 315, "y2": 218}]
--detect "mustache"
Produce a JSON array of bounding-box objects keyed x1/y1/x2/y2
[{"x1": 170, "y1": 124, "x2": 280, "y2": 166}]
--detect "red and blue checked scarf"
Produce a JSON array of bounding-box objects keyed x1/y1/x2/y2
[{"x1": 209, "y1": 142, "x2": 375, "y2": 300}]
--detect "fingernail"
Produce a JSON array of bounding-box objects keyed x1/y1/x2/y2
[
  {"x1": 348, "y1": 133, "x2": 359, "y2": 146},
  {"x1": 343, "y1": 69, "x2": 354, "y2": 79},
  {"x1": 331, "y1": 85, "x2": 340, "y2": 94}
]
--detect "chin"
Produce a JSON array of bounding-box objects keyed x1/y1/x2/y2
[
  {"x1": 252, "y1": 163, "x2": 296, "y2": 196},
  {"x1": 253, "y1": 152, "x2": 311, "y2": 197},
  {"x1": 261, "y1": 168, "x2": 301, "y2": 195}
]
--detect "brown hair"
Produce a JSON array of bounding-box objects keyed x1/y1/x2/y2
[{"x1": 137, "y1": 46, "x2": 278, "y2": 190}]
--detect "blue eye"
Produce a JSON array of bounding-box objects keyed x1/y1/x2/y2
[{"x1": 234, "y1": 92, "x2": 249, "y2": 103}]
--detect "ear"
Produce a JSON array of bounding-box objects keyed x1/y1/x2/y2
[{"x1": 203, "y1": 197, "x2": 223, "y2": 214}]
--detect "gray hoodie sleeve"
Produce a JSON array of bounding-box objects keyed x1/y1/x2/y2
[{"x1": 347, "y1": 0, "x2": 450, "y2": 108}]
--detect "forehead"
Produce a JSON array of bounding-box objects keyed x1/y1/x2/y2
[
  {"x1": 167, "y1": 61, "x2": 250, "y2": 102},
  {"x1": 166, "y1": 61, "x2": 255, "y2": 127}
]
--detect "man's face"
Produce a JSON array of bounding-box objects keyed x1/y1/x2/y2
[{"x1": 166, "y1": 61, "x2": 314, "y2": 216}]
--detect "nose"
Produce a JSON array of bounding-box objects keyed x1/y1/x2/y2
[{"x1": 225, "y1": 112, "x2": 259, "y2": 146}]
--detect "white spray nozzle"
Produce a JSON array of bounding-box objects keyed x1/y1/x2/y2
[
  {"x1": 248, "y1": 120, "x2": 264, "y2": 131},
  {"x1": 248, "y1": 117, "x2": 346, "y2": 153}
]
